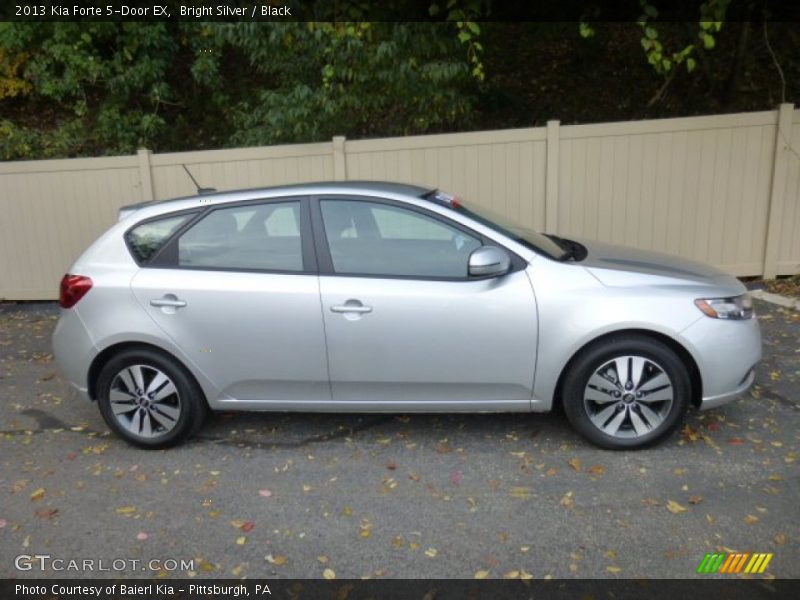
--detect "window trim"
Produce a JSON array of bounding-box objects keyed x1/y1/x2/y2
[
  {"x1": 310, "y1": 194, "x2": 525, "y2": 281},
  {"x1": 131, "y1": 195, "x2": 317, "y2": 275}
]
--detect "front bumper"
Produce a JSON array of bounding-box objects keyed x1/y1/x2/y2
[{"x1": 680, "y1": 314, "x2": 762, "y2": 410}]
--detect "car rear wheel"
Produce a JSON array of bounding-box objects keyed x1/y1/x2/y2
[
  {"x1": 562, "y1": 335, "x2": 690, "y2": 450},
  {"x1": 96, "y1": 348, "x2": 207, "y2": 449}
]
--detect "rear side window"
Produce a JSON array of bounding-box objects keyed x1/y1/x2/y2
[
  {"x1": 176, "y1": 201, "x2": 303, "y2": 272},
  {"x1": 126, "y1": 215, "x2": 191, "y2": 263}
]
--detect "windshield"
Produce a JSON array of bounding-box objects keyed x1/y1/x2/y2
[{"x1": 425, "y1": 191, "x2": 569, "y2": 260}]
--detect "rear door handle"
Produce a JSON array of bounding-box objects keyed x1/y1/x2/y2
[
  {"x1": 330, "y1": 301, "x2": 372, "y2": 314},
  {"x1": 150, "y1": 297, "x2": 187, "y2": 308}
]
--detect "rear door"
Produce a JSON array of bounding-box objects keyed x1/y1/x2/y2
[
  {"x1": 129, "y1": 197, "x2": 330, "y2": 405},
  {"x1": 312, "y1": 195, "x2": 538, "y2": 409}
]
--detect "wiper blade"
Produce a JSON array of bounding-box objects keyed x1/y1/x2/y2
[{"x1": 545, "y1": 234, "x2": 575, "y2": 260}]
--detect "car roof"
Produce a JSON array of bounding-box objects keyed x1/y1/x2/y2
[{"x1": 120, "y1": 181, "x2": 434, "y2": 215}]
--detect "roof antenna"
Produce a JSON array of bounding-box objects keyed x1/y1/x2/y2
[{"x1": 182, "y1": 164, "x2": 216, "y2": 195}]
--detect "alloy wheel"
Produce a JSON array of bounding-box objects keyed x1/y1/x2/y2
[
  {"x1": 583, "y1": 355, "x2": 674, "y2": 439},
  {"x1": 108, "y1": 364, "x2": 182, "y2": 438}
]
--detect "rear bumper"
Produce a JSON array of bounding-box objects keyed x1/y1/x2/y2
[
  {"x1": 52, "y1": 308, "x2": 97, "y2": 401},
  {"x1": 680, "y1": 315, "x2": 762, "y2": 410}
]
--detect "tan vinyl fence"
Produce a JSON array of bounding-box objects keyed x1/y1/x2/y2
[{"x1": 1, "y1": 103, "x2": 798, "y2": 300}]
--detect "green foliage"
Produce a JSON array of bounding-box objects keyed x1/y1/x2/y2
[
  {"x1": 213, "y1": 22, "x2": 477, "y2": 146},
  {"x1": 636, "y1": 0, "x2": 729, "y2": 75},
  {"x1": 0, "y1": 22, "x2": 178, "y2": 158},
  {"x1": 0, "y1": 19, "x2": 480, "y2": 159}
]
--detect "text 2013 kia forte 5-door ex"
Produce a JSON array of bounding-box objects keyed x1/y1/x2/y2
[{"x1": 52, "y1": 182, "x2": 761, "y2": 450}]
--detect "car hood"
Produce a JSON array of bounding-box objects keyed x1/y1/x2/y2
[{"x1": 576, "y1": 238, "x2": 745, "y2": 294}]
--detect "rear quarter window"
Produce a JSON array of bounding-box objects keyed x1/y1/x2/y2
[{"x1": 125, "y1": 214, "x2": 191, "y2": 263}]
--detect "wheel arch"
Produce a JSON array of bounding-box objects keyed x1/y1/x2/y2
[
  {"x1": 87, "y1": 341, "x2": 209, "y2": 408},
  {"x1": 551, "y1": 328, "x2": 703, "y2": 412}
]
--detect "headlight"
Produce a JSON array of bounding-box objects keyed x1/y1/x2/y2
[{"x1": 694, "y1": 293, "x2": 754, "y2": 320}]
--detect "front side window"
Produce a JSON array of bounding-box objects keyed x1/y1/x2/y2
[
  {"x1": 177, "y1": 201, "x2": 303, "y2": 271},
  {"x1": 126, "y1": 214, "x2": 192, "y2": 263},
  {"x1": 320, "y1": 199, "x2": 481, "y2": 278}
]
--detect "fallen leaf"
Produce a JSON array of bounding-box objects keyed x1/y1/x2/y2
[
  {"x1": 666, "y1": 500, "x2": 688, "y2": 514},
  {"x1": 236, "y1": 536, "x2": 246, "y2": 545},
  {"x1": 568, "y1": 458, "x2": 582, "y2": 472},
  {"x1": 387, "y1": 460, "x2": 397, "y2": 470},
  {"x1": 689, "y1": 495, "x2": 703, "y2": 505},
  {"x1": 136, "y1": 532, "x2": 148, "y2": 541},
  {"x1": 359, "y1": 518, "x2": 372, "y2": 538},
  {"x1": 728, "y1": 438, "x2": 746, "y2": 446},
  {"x1": 641, "y1": 498, "x2": 660, "y2": 506},
  {"x1": 265, "y1": 554, "x2": 288, "y2": 566},
  {"x1": 450, "y1": 470, "x2": 463, "y2": 486},
  {"x1": 774, "y1": 533, "x2": 788, "y2": 546},
  {"x1": 408, "y1": 472, "x2": 421, "y2": 482},
  {"x1": 744, "y1": 515, "x2": 759, "y2": 525},
  {"x1": 115, "y1": 506, "x2": 136, "y2": 515},
  {"x1": 317, "y1": 555, "x2": 329, "y2": 564},
  {"x1": 302, "y1": 484, "x2": 314, "y2": 493},
  {"x1": 510, "y1": 486, "x2": 532, "y2": 499},
  {"x1": 519, "y1": 569, "x2": 533, "y2": 580},
  {"x1": 30, "y1": 488, "x2": 45, "y2": 502},
  {"x1": 34, "y1": 508, "x2": 58, "y2": 519},
  {"x1": 587, "y1": 465, "x2": 605, "y2": 475},
  {"x1": 474, "y1": 569, "x2": 490, "y2": 579},
  {"x1": 425, "y1": 548, "x2": 438, "y2": 558},
  {"x1": 323, "y1": 568, "x2": 336, "y2": 580},
  {"x1": 504, "y1": 570, "x2": 520, "y2": 579},
  {"x1": 258, "y1": 489, "x2": 272, "y2": 498},
  {"x1": 435, "y1": 442, "x2": 452, "y2": 454},
  {"x1": 545, "y1": 468, "x2": 558, "y2": 476},
  {"x1": 241, "y1": 521, "x2": 255, "y2": 533},
  {"x1": 607, "y1": 566, "x2": 622, "y2": 574},
  {"x1": 560, "y1": 491, "x2": 575, "y2": 509}
]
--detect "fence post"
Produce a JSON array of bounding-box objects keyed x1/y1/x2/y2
[
  {"x1": 762, "y1": 103, "x2": 794, "y2": 279},
  {"x1": 545, "y1": 120, "x2": 560, "y2": 233},
  {"x1": 137, "y1": 148, "x2": 155, "y2": 201},
  {"x1": 333, "y1": 136, "x2": 347, "y2": 181}
]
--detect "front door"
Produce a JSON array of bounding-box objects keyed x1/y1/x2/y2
[{"x1": 314, "y1": 197, "x2": 538, "y2": 408}]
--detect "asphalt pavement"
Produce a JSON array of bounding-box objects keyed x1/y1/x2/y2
[{"x1": 0, "y1": 300, "x2": 797, "y2": 580}]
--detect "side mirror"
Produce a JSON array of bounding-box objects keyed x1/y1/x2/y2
[{"x1": 468, "y1": 246, "x2": 511, "y2": 278}]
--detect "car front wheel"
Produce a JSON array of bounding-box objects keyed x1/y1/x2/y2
[
  {"x1": 96, "y1": 348, "x2": 207, "y2": 449},
  {"x1": 562, "y1": 335, "x2": 691, "y2": 450}
]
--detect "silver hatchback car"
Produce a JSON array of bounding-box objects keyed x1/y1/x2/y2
[{"x1": 53, "y1": 181, "x2": 761, "y2": 450}]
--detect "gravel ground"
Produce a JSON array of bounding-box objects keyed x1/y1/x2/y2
[{"x1": 0, "y1": 299, "x2": 797, "y2": 580}]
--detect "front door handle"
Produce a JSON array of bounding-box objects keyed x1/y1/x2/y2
[
  {"x1": 150, "y1": 297, "x2": 187, "y2": 308},
  {"x1": 330, "y1": 301, "x2": 372, "y2": 314}
]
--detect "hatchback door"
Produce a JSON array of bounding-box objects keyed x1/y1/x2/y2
[
  {"x1": 130, "y1": 197, "x2": 330, "y2": 405},
  {"x1": 313, "y1": 196, "x2": 538, "y2": 409}
]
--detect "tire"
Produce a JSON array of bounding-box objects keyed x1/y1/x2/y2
[
  {"x1": 96, "y1": 348, "x2": 207, "y2": 449},
  {"x1": 562, "y1": 335, "x2": 690, "y2": 450}
]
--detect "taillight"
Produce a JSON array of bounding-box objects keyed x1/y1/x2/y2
[{"x1": 59, "y1": 274, "x2": 93, "y2": 308}]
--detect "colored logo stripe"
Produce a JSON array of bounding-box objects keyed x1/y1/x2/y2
[{"x1": 697, "y1": 553, "x2": 773, "y2": 574}]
